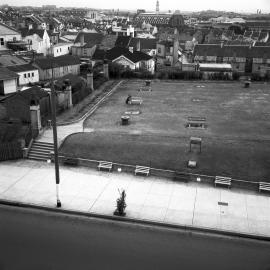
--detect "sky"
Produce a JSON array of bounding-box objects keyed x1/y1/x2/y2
[{"x1": 3, "y1": 0, "x2": 270, "y2": 13}]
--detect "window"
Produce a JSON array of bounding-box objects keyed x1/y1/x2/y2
[
  {"x1": 158, "y1": 48, "x2": 161, "y2": 54},
  {"x1": 28, "y1": 73, "x2": 30, "y2": 78},
  {"x1": 24, "y1": 74, "x2": 27, "y2": 78},
  {"x1": 13, "y1": 37, "x2": 16, "y2": 41},
  {"x1": 0, "y1": 38, "x2": 4, "y2": 46},
  {"x1": 32, "y1": 72, "x2": 34, "y2": 77},
  {"x1": 60, "y1": 48, "x2": 62, "y2": 52}
]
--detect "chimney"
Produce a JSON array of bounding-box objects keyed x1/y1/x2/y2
[
  {"x1": 136, "y1": 39, "x2": 141, "y2": 51},
  {"x1": 87, "y1": 72, "x2": 94, "y2": 90},
  {"x1": 80, "y1": 33, "x2": 84, "y2": 46},
  {"x1": 220, "y1": 41, "x2": 224, "y2": 48},
  {"x1": 103, "y1": 60, "x2": 109, "y2": 80},
  {"x1": 129, "y1": 46, "x2": 133, "y2": 53},
  {"x1": 173, "y1": 38, "x2": 179, "y2": 65}
]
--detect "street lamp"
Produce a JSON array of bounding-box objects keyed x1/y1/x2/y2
[{"x1": 49, "y1": 57, "x2": 61, "y2": 208}]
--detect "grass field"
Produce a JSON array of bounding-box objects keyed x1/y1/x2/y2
[{"x1": 60, "y1": 80, "x2": 270, "y2": 182}]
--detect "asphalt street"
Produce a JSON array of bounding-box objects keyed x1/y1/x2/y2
[{"x1": 0, "y1": 205, "x2": 269, "y2": 270}]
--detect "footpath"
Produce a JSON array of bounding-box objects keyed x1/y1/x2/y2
[
  {"x1": 1, "y1": 79, "x2": 269, "y2": 240},
  {"x1": 0, "y1": 159, "x2": 270, "y2": 239}
]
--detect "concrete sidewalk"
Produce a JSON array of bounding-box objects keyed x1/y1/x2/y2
[{"x1": 0, "y1": 159, "x2": 270, "y2": 237}]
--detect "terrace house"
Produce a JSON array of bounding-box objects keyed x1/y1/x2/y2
[{"x1": 193, "y1": 44, "x2": 270, "y2": 76}]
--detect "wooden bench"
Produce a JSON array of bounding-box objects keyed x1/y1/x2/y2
[
  {"x1": 214, "y1": 176, "x2": 232, "y2": 188},
  {"x1": 139, "y1": 87, "x2": 151, "y2": 92},
  {"x1": 135, "y1": 165, "x2": 150, "y2": 176},
  {"x1": 187, "y1": 121, "x2": 206, "y2": 128},
  {"x1": 128, "y1": 97, "x2": 143, "y2": 105},
  {"x1": 259, "y1": 182, "x2": 270, "y2": 193},
  {"x1": 98, "y1": 161, "x2": 113, "y2": 172}
]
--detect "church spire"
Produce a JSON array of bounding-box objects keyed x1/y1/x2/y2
[{"x1": 156, "y1": 0, "x2": 159, "y2": 13}]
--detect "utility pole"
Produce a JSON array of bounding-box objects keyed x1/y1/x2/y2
[{"x1": 50, "y1": 59, "x2": 61, "y2": 208}]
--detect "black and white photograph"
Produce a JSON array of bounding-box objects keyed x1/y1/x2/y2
[{"x1": 0, "y1": 0, "x2": 270, "y2": 269}]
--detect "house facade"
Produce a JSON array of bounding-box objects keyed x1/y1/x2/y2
[
  {"x1": 7, "y1": 64, "x2": 39, "y2": 86},
  {"x1": 21, "y1": 29, "x2": 51, "y2": 55},
  {"x1": 0, "y1": 22, "x2": 22, "y2": 51},
  {"x1": 193, "y1": 44, "x2": 270, "y2": 76},
  {"x1": 0, "y1": 67, "x2": 18, "y2": 95},
  {"x1": 48, "y1": 42, "x2": 72, "y2": 57}
]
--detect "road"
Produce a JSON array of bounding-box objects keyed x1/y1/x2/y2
[{"x1": 0, "y1": 205, "x2": 269, "y2": 270}]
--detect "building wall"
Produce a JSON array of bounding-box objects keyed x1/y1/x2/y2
[
  {"x1": 3, "y1": 79, "x2": 17, "y2": 94},
  {"x1": 23, "y1": 31, "x2": 50, "y2": 55},
  {"x1": 0, "y1": 34, "x2": 22, "y2": 49},
  {"x1": 38, "y1": 65, "x2": 80, "y2": 80},
  {"x1": 157, "y1": 44, "x2": 165, "y2": 58},
  {"x1": 18, "y1": 70, "x2": 39, "y2": 85},
  {"x1": 49, "y1": 43, "x2": 72, "y2": 57},
  {"x1": 71, "y1": 45, "x2": 96, "y2": 58}
]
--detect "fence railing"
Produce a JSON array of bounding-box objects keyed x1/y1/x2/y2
[{"x1": 0, "y1": 142, "x2": 23, "y2": 161}]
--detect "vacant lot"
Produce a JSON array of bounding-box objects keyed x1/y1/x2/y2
[{"x1": 60, "y1": 80, "x2": 270, "y2": 182}]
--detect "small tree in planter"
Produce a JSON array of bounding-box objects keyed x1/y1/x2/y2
[{"x1": 114, "y1": 189, "x2": 127, "y2": 216}]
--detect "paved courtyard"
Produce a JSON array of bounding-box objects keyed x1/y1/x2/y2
[{"x1": 0, "y1": 159, "x2": 270, "y2": 237}]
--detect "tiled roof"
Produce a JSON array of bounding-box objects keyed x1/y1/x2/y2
[
  {"x1": 0, "y1": 55, "x2": 28, "y2": 67},
  {"x1": 34, "y1": 55, "x2": 80, "y2": 70},
  {"x1": 115, "y1": 36, "x2": 132, "y2": 48},
  {"x1": 7, "y1": 64, "x2": 38, "y2": 73},
  {"x1": 129, "y1": 38, "x2": 157, "y2": 50},
  {"x1": 134, "y1": 13, "x2": 174, "y2": 26},
  {"x1": 20, "y1": 28, "x2": 45, "y2": 38},
  {"x1": 0, "y1": 67, "x2": 19, "y2": 80},
  {"x1": 194, "y1": 44, "x2": 270, "y2": 58},
  {"x1": 0, "y1": 22, "x2": 20, "y2": 35},
  {"x1": 100, "y1": 35, "x2": 117, "y2": 49},
  {"x1": 20, "y1": 86, "x2": 49, "y2": 100},
  {"x1": 106, "y1": 47, "x2": 152, "y2": 63},
  {"x1": 74, "y1": 32, "x2": 103, "y2": 48},
  {"x1": 92, "y1": 49, "x2": 106, "y2": 60}
]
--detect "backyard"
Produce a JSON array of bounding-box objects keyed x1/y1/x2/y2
[{"x1": 60, "y1": 80, "x2": 270, "y2": 182}]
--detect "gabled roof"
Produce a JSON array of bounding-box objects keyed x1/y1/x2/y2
[
  {"x1": 7, "y1": 64, "x2": 38, "y2": 73},
  {"x1": 74, "y1": 32, "x2": 103, "y2": 47},
  {"x1": 107, "y1": 47, "x2": 153, "y2": 63},
  {"x1": 92, "y1": 49, "x2": 106, "y2": 60},
  {"x1": 100, "y1": 35, "x2": 117, "y2": 49},
  {"x1": 20, "y1": 28, "x2": 46, "y2": 39},
  {"x1": 0, "y1": 67, "x2": 19, "y2": 80},
  {"x1": 34, "y1": 55, "x2": 80, "y2": 70},
  {"x1": 194, "y1": 44, "x2": 270, "y2": 58},
  {"x1": 0, "y1": 22, "x2": 20, "y2": 35},
  {"x1": 129, "y1": 38, "x2": 157, "y2": 50},
  {"x1": 115, "y1": 36, "x2": 132, "y2": 48}
]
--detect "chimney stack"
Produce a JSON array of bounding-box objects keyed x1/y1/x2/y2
[
  {"x1": 87, "y1": 72, "x2": 94, "y2": 90},
  {"x1": 80, "y1": 33, "x2": 84, "y2": 46},
  {"x1": 136, "y1": 39, "x2": 141, "y2": 51}
]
